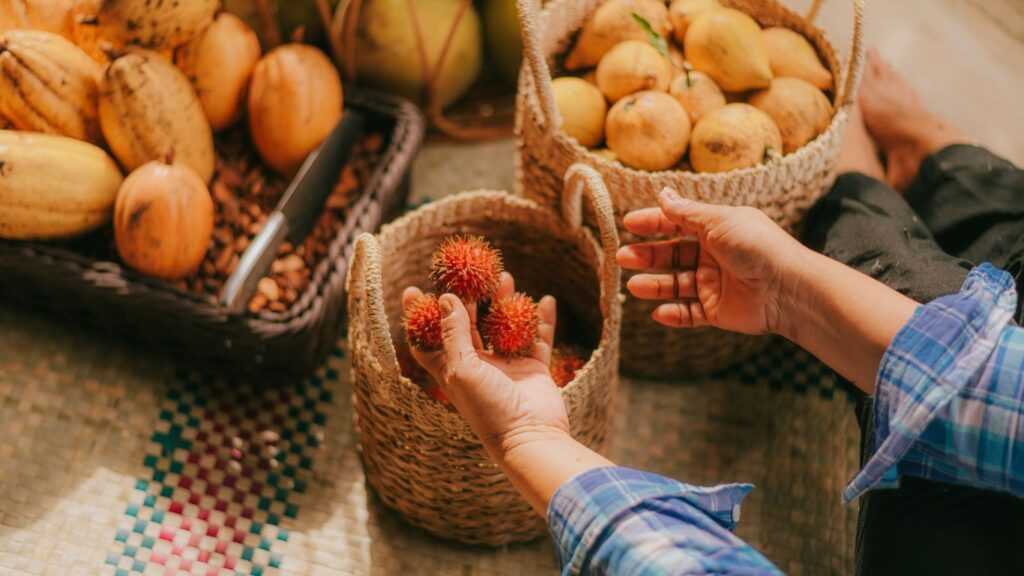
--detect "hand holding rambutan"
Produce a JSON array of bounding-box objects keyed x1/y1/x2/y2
[
  {"x1": 430, "y1": 235, "x2": 504, "y2": 302},
  {"x1": 403, "y1": 293, "x2": 444, "y2": 351},
  {"x1": 481, "y1": 292, "x2": 540, "y2": 356},
  {"x1": 550, "y1": 346, "x2": 587, "y2": 388}
]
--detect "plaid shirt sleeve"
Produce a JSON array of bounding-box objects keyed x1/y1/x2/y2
[
  {"x1": 844, "y1": 263, "x2": 1024, "y2": 503},
  {"x1": 548, "y1": 467, "x2": 781, "y2": 575}
]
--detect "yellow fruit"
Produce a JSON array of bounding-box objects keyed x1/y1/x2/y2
[
  {"x1": 99, "y1": 49, "x2": 214, "y2": 182},
  {"x1": 0, "y1": 29, "x2": 103, "y2": 142},
  {"x1": 690, "y1": 103, "x2": 782, "y2": 173},
  {"x1": 175, "y1": 12, "x2": 262, "y2": 131},
  {"x1": 565, "y1": 0, "x2": 669, "y2": 71},
  {"x1": 685, "y1": 8, "x2": 772, "y2": 92},
  {"x1": 669, "y1": 68, "x2": 725, "y2": 123},
  {"x1": 668, "y1": 44, "x2": 685, "y2": 71},
  {"x1": 0, "y1": 129, "x2": 122, "y2": 239},
  {"x1": 596, "y1": 40, "x2": 672, "y2": 103},
  {"x1": 748, "y1": 77, "x2": 832, "y2": 154},
  {"x1": 668, "y1": 0, "x2": 719, "y2": 46},
  {"x1": 114, "y1": 160, "x2": 213, "y2": 280},
  {"x1": 248, "y1": 44, "x2": 343, "y2": 177},
  {"x1": 343, "y1": 0, "x2": 483, "y2": 110},
  {"x1": 552, "y1": 76, "x2": 606, "y2": 148},
  {"x1": 0, "y1": 0, "x2": 74, "y2": 35},
  {"x1": 68, "y1": 0, "x2": 108, "y2": 64},
  {"x1": 96, "y1": 0, "x2": 217, "y2": 51},
  {"x1": 606, "y1": 90, "x2": 690, "y2": 171},
  {"x1": 762, "y1": 27, "x2": 832, "y2": 90}
]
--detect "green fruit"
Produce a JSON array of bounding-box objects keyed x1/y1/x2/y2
[
  {"x1": 483, "y1": 0, "x2": 523, "y2": 86},
  {"x1": 346, "y1": 0, "x2": 483, "y2": 109}
]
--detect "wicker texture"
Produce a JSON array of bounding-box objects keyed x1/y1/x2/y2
[
  {"x1": 345, "y1": 164, "x2": 622, "y2": 545},
  {"x1": 0, "y1": 89, "x2": 425, "y2": 379},
  {"x1": 515, "y1": 0, "x2": 866, "y2": 378}
]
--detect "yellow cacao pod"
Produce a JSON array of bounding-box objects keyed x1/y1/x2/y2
[
  {"x1": 175, "y1": 12, "x2": 261, "y2": 131},
  {"x1": 0, "y1": 29, "x2": 103, "y2": 142},
  {"x1": 248, "y1": 44, "x2": 343, "y2": 177},
  {"x1": 96, "y1": 0, "x2": 217, "y2": 51},
  {"x1": 0, "y1": 129, "x2": 123, "y2": 239},
  {"x1": 99, "y1": 49, "x2": 214, "y2": 182}
]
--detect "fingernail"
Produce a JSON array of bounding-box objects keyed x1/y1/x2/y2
[{"x1": 439, "y1": 296, "x2": 453, "y2": 316}]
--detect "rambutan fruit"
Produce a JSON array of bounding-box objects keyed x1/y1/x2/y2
[
  {"x1": 403, "y1": 293, "x2": 444, "y2": 351},
  {"x1": 481, "y1": 292, "x2": 539, "y2": 356},
  {"x1": 430, "y1": 235, "x2": 504, "y2": 301},
  {"x1": 550, "y1": 346, "x2": 587, "y2": 388}
]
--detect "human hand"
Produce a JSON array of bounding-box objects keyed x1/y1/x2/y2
[
  {"x1": 616, "y1": 189, "x2": 808, "y2": 335},
  {"x1": 401, "y1": 273, "x2": 569, "y2": 462}
]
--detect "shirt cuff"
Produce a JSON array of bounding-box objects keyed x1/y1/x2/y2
[
  {"x1": 548, "y1": 466, "x2": 752, "y2": 572},
  {"x1": 843, "y1": 264, "x2": 1018, "y2": 503}
]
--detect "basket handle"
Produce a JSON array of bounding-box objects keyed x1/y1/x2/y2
[
  {"x1": 517, "y1": 0, "x2": 561, "y2": 134},
  {"x1": 562, "y1": 164, "x2": 621, "y2": 318},
  {"x1": 838, "y1": 0, "x2": 866, "y2": 108},
  {"x1": 347, "y1": 233, "x2": 401, "y2": 384}
]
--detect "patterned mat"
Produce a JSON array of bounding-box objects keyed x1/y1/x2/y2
[{"x1": 0, "y1": 302, "x2": 861, "y2": 576}]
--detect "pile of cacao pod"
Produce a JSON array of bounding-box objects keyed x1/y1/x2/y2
[{"x1": 0, "y1": 0, "x2": 346, "y2": 283}]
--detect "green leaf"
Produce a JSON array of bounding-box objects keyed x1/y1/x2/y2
[{"x1": 631, "y1": 12, "x2": 668, "y2": 58}]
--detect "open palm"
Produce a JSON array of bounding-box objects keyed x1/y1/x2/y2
[
  {"x1": 616, "y1": 189, "x2": 803, "y2": 335},
  {"x1": 402, "y1": 273, "x2": 569, "y2": 455}
]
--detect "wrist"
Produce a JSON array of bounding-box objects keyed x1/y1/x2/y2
[
  {"x1": 772, "y1": 244, "x2": 822, "y2": 342},
  {"x1": 491, "y1": 423, "x2": 573, "y2": 465}
]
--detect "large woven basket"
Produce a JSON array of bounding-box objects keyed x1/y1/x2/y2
[
  {"x1": 346, "y1": 164, "x2": 621, "y2": 545},
  {"x1": 0, "y1": 90, "x2": 424, "y2": 379},
  {"x1": 515, "y1": 0, "x2": 865, "y2": 378}
]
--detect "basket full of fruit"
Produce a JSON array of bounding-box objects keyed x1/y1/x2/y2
[
  {"x1": 514, "y1": 0, "x2": 864, "y2": 377},
  {"x1": 346, "y1": 164, "x2": 621, "y2": 545},
  {"x1": 0, "y1": 1, "x2": 425, "y2": 377}
]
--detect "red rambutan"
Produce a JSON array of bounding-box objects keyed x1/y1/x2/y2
[
  {"x1": 550, "y1": 346, "x2": 587, "y2": 388},
  {"x1": 481, "y1": 292, "x2": 539, "y2": 356},
  {"x1": 403, "y1": 293, "x2": 444, "y2": 351},
  {"x1": 430, "y1": 235, "x2": 504, "y2": 301}
]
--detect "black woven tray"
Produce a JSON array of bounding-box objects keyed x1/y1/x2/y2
[{"x1": 0, "y1": 89, "x2": 424, "y2": 379}]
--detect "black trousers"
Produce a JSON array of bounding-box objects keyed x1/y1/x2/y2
[{"x1": 804, "y1": 145, "x2": 1024, "y2": 576}]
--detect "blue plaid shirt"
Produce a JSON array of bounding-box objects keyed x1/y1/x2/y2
[{"x1": 548, "y1": 264, "x2": 1024, "y2": 575}]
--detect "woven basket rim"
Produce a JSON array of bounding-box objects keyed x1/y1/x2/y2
[
  {"x1": 367, "y1": 189, "x2": 618, "y2": 420},
  {"x1": 0, "y1": 88, "x2": 426, "y2": 339},
  {"x1": 520, "y1": 0, "x2": 860, "y2": 186}
]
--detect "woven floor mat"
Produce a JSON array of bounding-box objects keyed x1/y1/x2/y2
[{"x1": 0, "y1": 305, "x2": 860, "y2": 575}]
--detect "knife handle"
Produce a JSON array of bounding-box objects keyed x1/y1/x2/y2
[{"x1": 219, "y1": 211, "x2": 289, "y2": 314}]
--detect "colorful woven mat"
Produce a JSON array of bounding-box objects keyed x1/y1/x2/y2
[{"x1": 0, "y1": 301, "x2": 860, "y2": 576}]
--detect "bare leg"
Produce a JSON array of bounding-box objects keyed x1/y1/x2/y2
[
  {"x1": 836, "y1": 105, "x2": 885, "y2": 181},
  {"x1": 859, "y1": 49, "x2": 968, "y2": 192}
]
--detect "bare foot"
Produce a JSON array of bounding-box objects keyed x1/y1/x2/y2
[
  {"x1": 836, "y1": 105, "x2": 885, "y2": 180},
  {"x1": 859, "y1": 49, "x2": 967, "y2": 191}
]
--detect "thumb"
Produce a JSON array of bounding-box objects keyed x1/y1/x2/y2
[
  {"x1": 439, "y1": 294, "x2": 478, "y2": 366},
  {"x1": 657, "y1": 188, "x2": 727, "y2": 234}
]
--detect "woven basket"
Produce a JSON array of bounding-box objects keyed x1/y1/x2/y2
[
  {"x1": 515, "y1": 0, "x2": 865, "y2": 378},
  {"x1": 346, "y1": 164, "x2": 621, "y2": 545},
  {"x1": 0, "y1": 89, "x2": 424, "y2": 379}
]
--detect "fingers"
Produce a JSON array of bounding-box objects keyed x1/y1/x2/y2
[
  {"x1": 622, "y1": 207, "x2": 681, "y2": 238},
  {"x1": 495, "y1": 271, "x2": 515, "y2": 300},
  {"x1": 652, "y1": 300, "x2": 710, "y2": 329},
  {"x1": 402, "y1": 286, "x2": 424, "y2": 309},
  {"x1": 656, "y1": 189, "x2": 726, "y2": 232},
  {"x1": 439, "y1": 294, "x2": 478, "y2": 365},
  {"x1": 617, "y1": 239, "x2": 699, "y2": 271},
  {"x1": 532, "y1": 295, "x2": 557, "y2": 366},
  {"x1": 626, "y1": 272, "x2": 699, "y2": 301}
]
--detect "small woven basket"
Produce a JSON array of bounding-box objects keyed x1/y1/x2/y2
[
  {"x1": 515, "y1": 0, "x2": 865, "y2": 378},
  {"x1": 346, "y1": 164, "x2": 621, "y2": 545}
]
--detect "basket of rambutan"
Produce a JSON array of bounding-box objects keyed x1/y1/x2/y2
[{"x1": 346, "y1": 163, "x2": 621, "y2": 545}]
